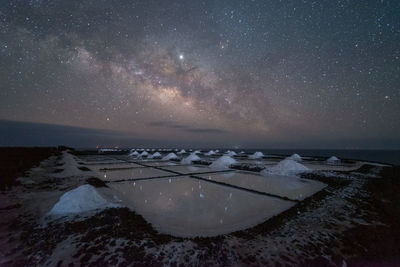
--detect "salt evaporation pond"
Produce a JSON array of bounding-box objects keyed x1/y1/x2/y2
[
  {"x1": 99, "y1": 167, "x2": 173, "y2": 181},
  {"x1": 302, "y1": 161, "x2": 361, "y2": 171},
  {"x1": 80, "y1": 155, "x2": 330, "y2": 237},
  {"x1": 87, "y1": 162, "x2": 143, "y2": 171},
  {"x1": 139, "y1": 161, "x2": 178, "y2": 167},
  {"x1": 198, "y1": 171, "x2": 326, "y2": 201},
  {"x1": 160, "y1": 165, "x2": 211, "y2": 174},
  {"x1": 83, "y1": 159, "x2": 127, "y2": 164},
  {"x1": 108, "y1": 177, "x2": 296, "y2": 237}
]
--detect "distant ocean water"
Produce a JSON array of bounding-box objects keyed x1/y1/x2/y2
[{"x1": 241, "y1": 149, "x2": 400, "y2": 165}]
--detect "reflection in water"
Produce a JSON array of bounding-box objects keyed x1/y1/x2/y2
[
  {"x1": 160, "y1": 165, "x2": 209, "y2": 174},
  {"x1": 199, "y1": 172, "x2": 326, "y2": 201},
  {"x1": 222, "y1": 172, "x2": 235, "y2": 178},
  {"x1": 109, "y1": 177, "x2": 296, "y2": 237},
  {"x1": 98, "y1": 167, "x2": 171, "y2": 181},
  {"x1": 187, "y1": 166, "x2": 199, "y2": 172}
]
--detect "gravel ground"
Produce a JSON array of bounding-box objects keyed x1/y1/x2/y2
[{"x1": 1, "y1": 150, "x2": 399, "y2": 266}]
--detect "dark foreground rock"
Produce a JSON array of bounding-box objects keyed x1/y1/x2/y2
[
  {"x1": 0, "y1": 147, "x2": 57, "y2": 190},
  {"x1": 340, "y1": 166, "x2": 400, "y2": 265},
  {"x1": 9, "y1": 208, "x2": 177, "y2": 266}
]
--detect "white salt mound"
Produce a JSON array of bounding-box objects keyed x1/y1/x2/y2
[
  {"x1": 162, "y1": 153, "x2": 178, "y2": 161},
  {"x1": 181, "y1": 153, "x2": 201, "y2": 164},
  {"x1": 327, "y1": 156, "x2": 340, "y2": 164},
  {"x1": 249, "y1": 151, "x2": 264, "y2": 159},
  {"x1": 205, "y1": 150, "x2": 216, "y2": 156},
  {"x1": 149, "y1": 152, "x2": 162, "y2": 159},
  {"x1": 177, "y1": 149, "x2": 186, "y2": 154},
  {"x1": 128, "y1": 151, "x2": 139, "y2": 157},
  {"x1": 210, "y1": 156, "x2": 237, "y2": 170},
  {"x1": 287, "y1": 153, "x2": 302, "y2": 162},
  {"x1": 138, "y1": 151, "x2": 149, "y2": 157},
  {"x1": 48, "y1": 184, "x2": 114, "y2": 215},
  {"x1": 261, "y1": 159, "x2": 309, "y2": 176},
  {"x1": 225, "y1": 150, "x2": 237, "y2": 156}
]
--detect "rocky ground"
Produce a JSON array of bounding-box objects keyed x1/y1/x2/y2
[
  {"x1": 0, "y1": 150, "x2": 399, "y2": 266},
  {"x1": 0, "y1": 147, "x2": 57, "y2": 190}
]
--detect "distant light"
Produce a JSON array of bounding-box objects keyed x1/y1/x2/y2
[{"x1": 179, "y1": 54, "x2": 184, "y2": 60}]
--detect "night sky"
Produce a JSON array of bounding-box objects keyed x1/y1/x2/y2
[{"x1": 0, "y1": 0, "x2": 399, "y2": 148}]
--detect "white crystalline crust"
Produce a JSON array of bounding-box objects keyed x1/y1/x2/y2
[
  {"x1": 209, "y1": 156, "x2": 237, "y2": 170},
  {"x1": 48, "y1": 184, "x2": 116, "y2": 215}
]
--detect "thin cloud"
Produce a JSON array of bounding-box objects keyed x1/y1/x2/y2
[{"x1": 147, "y1": 121, "x2": 227, "y2": 134}]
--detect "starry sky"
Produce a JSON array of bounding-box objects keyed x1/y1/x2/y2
[{"x1": 0, "y1": 0, "x2": 399, "y2": 149}]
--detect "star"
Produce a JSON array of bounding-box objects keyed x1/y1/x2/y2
[{"x1": 0, "y1": 0, "x2": 398, "y2": 149}]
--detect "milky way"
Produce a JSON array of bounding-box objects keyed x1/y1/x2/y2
[{"x1": 0, "y1": 0, "x2": 399, "y2": 148}]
